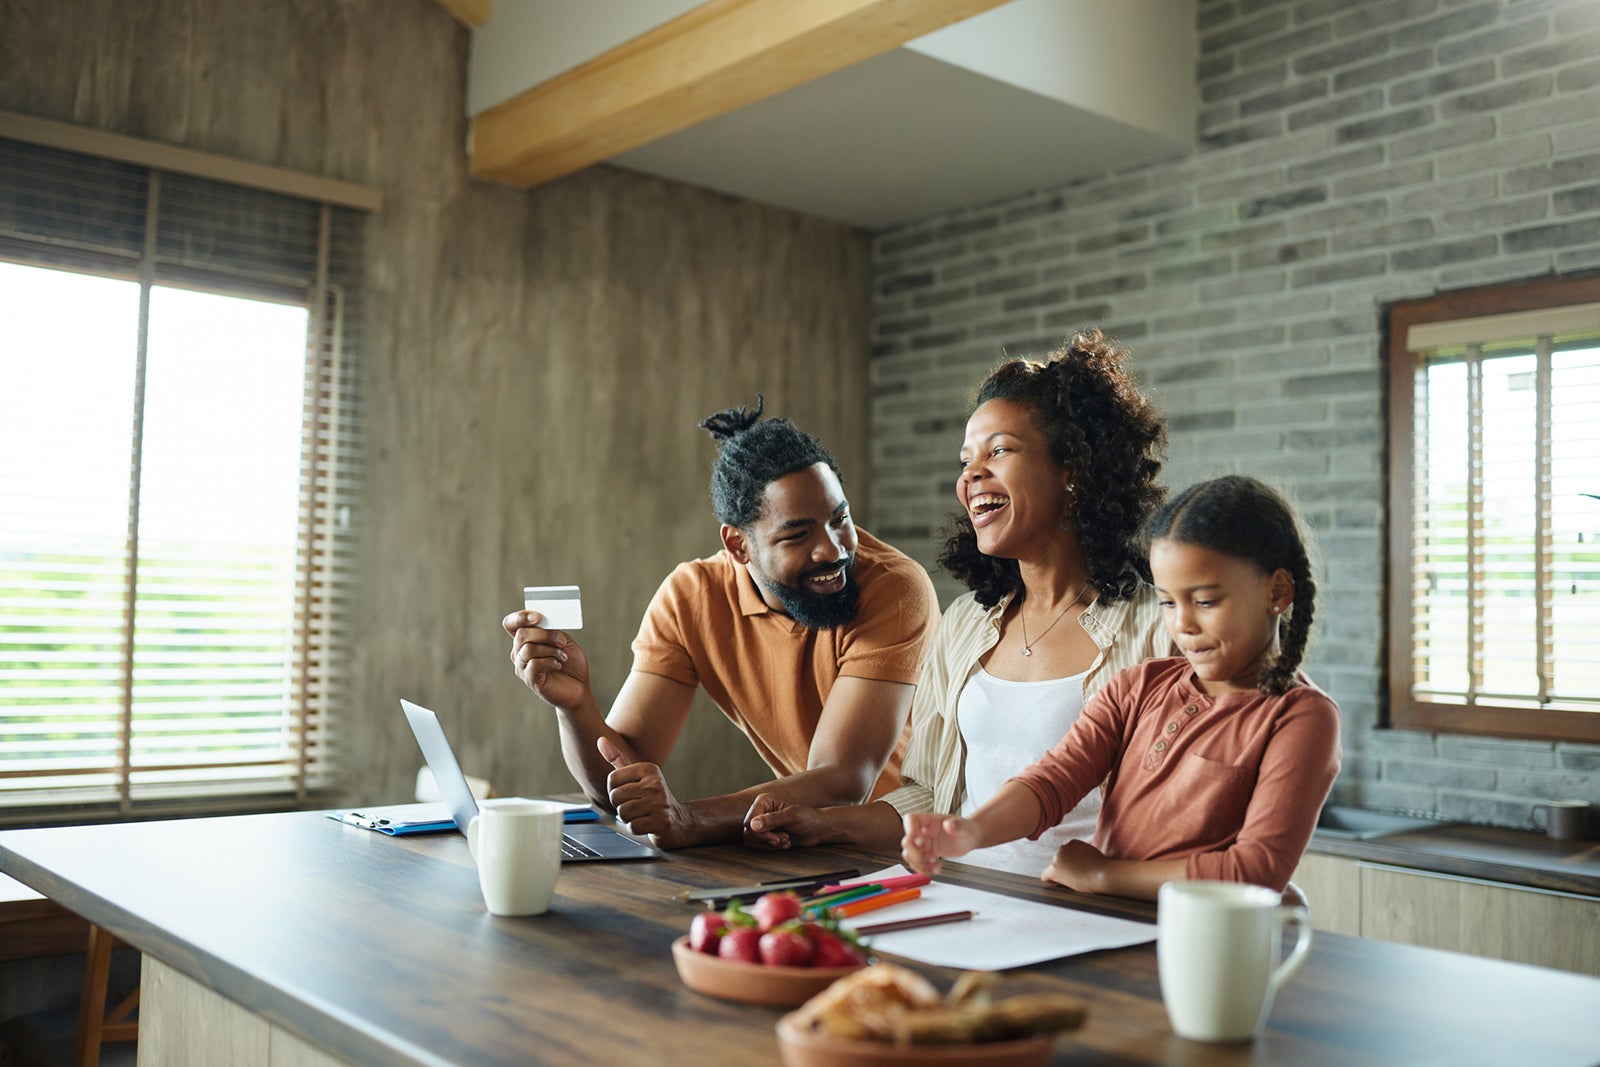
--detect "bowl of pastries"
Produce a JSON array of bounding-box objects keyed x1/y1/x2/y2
[{"x1": 776, "y1": 964, "x2": 1088, "y2": 1067}]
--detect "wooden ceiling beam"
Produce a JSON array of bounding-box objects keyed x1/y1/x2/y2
[
  {"x1": 468, "y1": 0, "x2": 1010, "y2": 188},
  {"x1": 436, "y1": 0, "x2": 491, "y2": 30}
]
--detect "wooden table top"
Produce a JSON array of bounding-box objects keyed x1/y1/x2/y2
[{"x1": 2, "y1": 811, "x2": 1599, "y2": 1066}]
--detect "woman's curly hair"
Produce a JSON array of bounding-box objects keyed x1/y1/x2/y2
[{"x1": 938, "y1": 329, "x2": 1168, "y2": 608}]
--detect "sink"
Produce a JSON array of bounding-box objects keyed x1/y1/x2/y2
[{"x1": 1314, "y1": 806, "x2": 1446, "y2": 840}]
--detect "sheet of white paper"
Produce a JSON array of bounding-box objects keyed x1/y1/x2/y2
[
  {"x1": 339, "y1": 801, "x2": 453, "y2": 825},
  {"x1": 837, "y1": 865, "x2": 1155, "y2": 970}
]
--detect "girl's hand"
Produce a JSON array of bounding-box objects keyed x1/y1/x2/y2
[
  {"x1": 1042, "y1": 839, "x2": 1108, "y2": 893},
  {"x1": 901, "y1": 813, "x2": 979, "y2": 874}
]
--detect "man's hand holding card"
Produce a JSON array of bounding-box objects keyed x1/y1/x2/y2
[{"x1": 504, "y1": 586, "x2": 591, "y2": 711}]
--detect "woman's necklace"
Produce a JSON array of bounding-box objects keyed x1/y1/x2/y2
[{"x1": 1018, "y1": 582, "x2": 1092, "y2": 657}]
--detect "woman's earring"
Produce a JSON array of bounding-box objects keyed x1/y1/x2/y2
[{"x1": 1065, "y1": 483, "x2": 1075, "y2": 492}]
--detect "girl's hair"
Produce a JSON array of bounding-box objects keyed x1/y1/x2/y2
[
  {"x1": 1144, "y1": 474, "x2": 1317, "y2": 695},
  {"x1": 699, "y1": 395, "x2": 843, "y2": 529},
  {"x1": 938, "y1": 328, "x2": 1168, "y2": 608}
]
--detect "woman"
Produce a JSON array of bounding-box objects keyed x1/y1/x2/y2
[{"x1": 743, "y1": 328, "x2": 1171, "y2": 876}]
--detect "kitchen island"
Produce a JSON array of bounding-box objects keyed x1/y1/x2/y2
[{"x1": 2, "y1": 811, "x2": 1598, "y2": 1066}]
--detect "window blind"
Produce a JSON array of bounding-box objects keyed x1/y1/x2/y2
[
  {"x1": 1407, "y1": 327, "x2": 1600, "y2": 715},
  {"x1": 0, "y1": 130, "x2": 366, "y2": 817}
]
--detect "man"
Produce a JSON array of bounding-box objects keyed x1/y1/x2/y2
[{"x1": 504, "y1": 398, "x2": 939, "y2": 849}]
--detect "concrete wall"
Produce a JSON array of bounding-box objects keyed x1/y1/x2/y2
[
  {"x1": 867, "y1": 0, "x2": 1600, "y2": 830},
  {"x1": 0, "y1": 0, "x2": 874, "y2": 806}
]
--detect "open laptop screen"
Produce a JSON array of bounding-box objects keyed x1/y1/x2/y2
[
  {"x1": 400, "y1": 699, "x2": 480, "y2": 833},
  {"x1": 398, "y1": 699, "x2": 662, "y2": 862}
]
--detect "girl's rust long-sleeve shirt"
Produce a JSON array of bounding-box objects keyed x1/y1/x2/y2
[{"x1": 1011, "y1": 657, "x2": 1341, "y2": 892}]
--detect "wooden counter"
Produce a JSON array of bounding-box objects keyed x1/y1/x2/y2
[
  {"x1": 1309, "y1": 822, "x2": 1600, "y2": 897},
  {"x1": 3, "y1": 812, "x2": 1599, "y2": 1066}
]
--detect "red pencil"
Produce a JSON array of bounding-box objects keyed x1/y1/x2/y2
[{"x1": 818, "y1": 872, "x2": 930, "y2": 895}]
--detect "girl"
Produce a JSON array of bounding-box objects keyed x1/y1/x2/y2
[{"x1": 901, "y1": 475, "x2": 1341, "y2": 899}]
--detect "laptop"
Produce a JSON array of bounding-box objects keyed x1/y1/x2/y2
[{"x1": 401, "y1": 699, "x2": 662, "y2": 862}]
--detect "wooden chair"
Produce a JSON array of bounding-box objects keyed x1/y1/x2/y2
[
  {"x1": 0, "y1": 906, "x2": 137, "y2": 1067},
  {"x1": 74, "y1": 924, "x2": 138, "y2": 1066}
]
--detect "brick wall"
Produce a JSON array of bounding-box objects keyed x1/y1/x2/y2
[{"x1": 868, "y1": 0, "x2": 1600, "y2": 829}]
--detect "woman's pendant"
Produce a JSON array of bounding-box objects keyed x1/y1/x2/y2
[{"x1": 1021, "y1": 646, "x2": 1032, "y2": 656}]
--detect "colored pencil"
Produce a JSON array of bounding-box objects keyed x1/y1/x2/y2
[
  {"x1": 673, "y1": 869, "x2": 860, "y2": 904},
  {"x1": 803, "y1": 884, "x2": 884, "y2": 909},
  {"x1": 817, "y1": 872, "x2": 930, "y2": 895},
  {"x1": 853, "y1": 910, "x2": 976, "y2": 937},
  {"x1": 831, "y1": 886, "x2": 921, "y2": 918}
]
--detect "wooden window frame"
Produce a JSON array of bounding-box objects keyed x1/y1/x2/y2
[{"x1": 1386, "y1": 273, "x2": 1600, "y2": 743}]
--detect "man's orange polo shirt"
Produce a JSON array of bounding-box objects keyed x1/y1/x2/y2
[{"x1": 630, "y1": 528, "x2": 939, "y2": 800}]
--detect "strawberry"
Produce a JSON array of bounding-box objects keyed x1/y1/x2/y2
[
  {"x1": 751, "y1": 891, "x2": 803, "y2": 932},
  {"x1": 758, "y1": 927, "x2": 814, "y2": 967},
  {"x1": 689, "y1": 911, "x2": 727, "y2": 955},
  {"x1": 717, "y1": 926, "x2": 763, "y2": 964},
  {"x1": 810, "y1": 929, "x2": 866, "y2": 968}
]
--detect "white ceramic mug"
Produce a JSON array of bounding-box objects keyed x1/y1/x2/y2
[
  {"x1": 1157, "y1": 881, "x2": 1313, "y2": 1043},
  {"x1": 465, "y1": 798, "x2": 563, "y2": 916}
]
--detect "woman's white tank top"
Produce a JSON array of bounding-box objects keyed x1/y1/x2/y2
[{"x1": 956, "y1": 666, "x2": 1100, "y2": 877}]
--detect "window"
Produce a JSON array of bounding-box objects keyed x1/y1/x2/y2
[
  {"x1": 0, "y1": 120, "x2": 372, "y2": 818},
  {"x1": 1387, "y1": 276, "x2": 1600, "y2": 743}
]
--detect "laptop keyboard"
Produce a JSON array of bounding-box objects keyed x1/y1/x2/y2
[{"x1": 561, "y1": 834, "x2": 602, "y2": 860}]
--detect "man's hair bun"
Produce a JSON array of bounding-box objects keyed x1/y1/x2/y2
[{"x1": 699, "y1": 395, "x2": 765, "y2": 444}]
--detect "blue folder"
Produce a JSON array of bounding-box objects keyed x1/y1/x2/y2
[{"x1": 325, "y1": 805, "x2": 600, "y2": 835}]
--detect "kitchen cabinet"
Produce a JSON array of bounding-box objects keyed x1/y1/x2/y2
[
  {"x1": 1292, "y1": 853, "x2": 1600, "y2": 977},
  {"x1": 1290, "y1": 853, "x2": 1361, "y2": 937}
]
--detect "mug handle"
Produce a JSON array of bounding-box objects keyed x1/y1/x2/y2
[
  {"x1": 1532, "y1": 806, "x2": 1547, "y2": 831},
  {"x1": 466, "y1": 814, "x2": 481, "y2": 861},
  {"x1": 1270, "y1": 905, "x2": 1313, "y2": 991}
]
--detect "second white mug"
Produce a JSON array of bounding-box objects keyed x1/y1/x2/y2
[
  {"x1": 466, "y1": 798, "x2": 564, "y2": 916},
  {"x1": 1157, "y1": 880, "x2": 1312, "y2": 1043}
]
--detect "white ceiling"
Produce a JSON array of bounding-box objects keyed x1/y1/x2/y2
[{"x1": 468, "y1": 0, "x2": 1199, "y2": 230}]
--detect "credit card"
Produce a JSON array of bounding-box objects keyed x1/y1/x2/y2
[{"x1": 523, "y1": 585, "x2": 582, "y2": 630}]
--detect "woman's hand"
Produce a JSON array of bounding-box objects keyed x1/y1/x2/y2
[
  {"x1": 741, "y1": 794, "x2": 833, "y2": 850},
  {"x1": 901, "y1": 813, "x2": 979, "y2": 874}
]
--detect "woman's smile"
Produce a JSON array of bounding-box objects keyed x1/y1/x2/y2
[{"x1": 967, "y1": 492, "x2": 1010, "y2": 527}]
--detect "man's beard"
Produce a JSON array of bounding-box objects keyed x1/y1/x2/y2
[{"x1": 759, "y1": 556, "x2": 861, "y2": 630}]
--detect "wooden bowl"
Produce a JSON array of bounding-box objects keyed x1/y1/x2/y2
[
  {"x1": 775, "y1": 1012, "x2": 1055, "y2": 1067},
  {"x1": 671, "y1": 936, "x2": 866, "y2": 1007}
]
